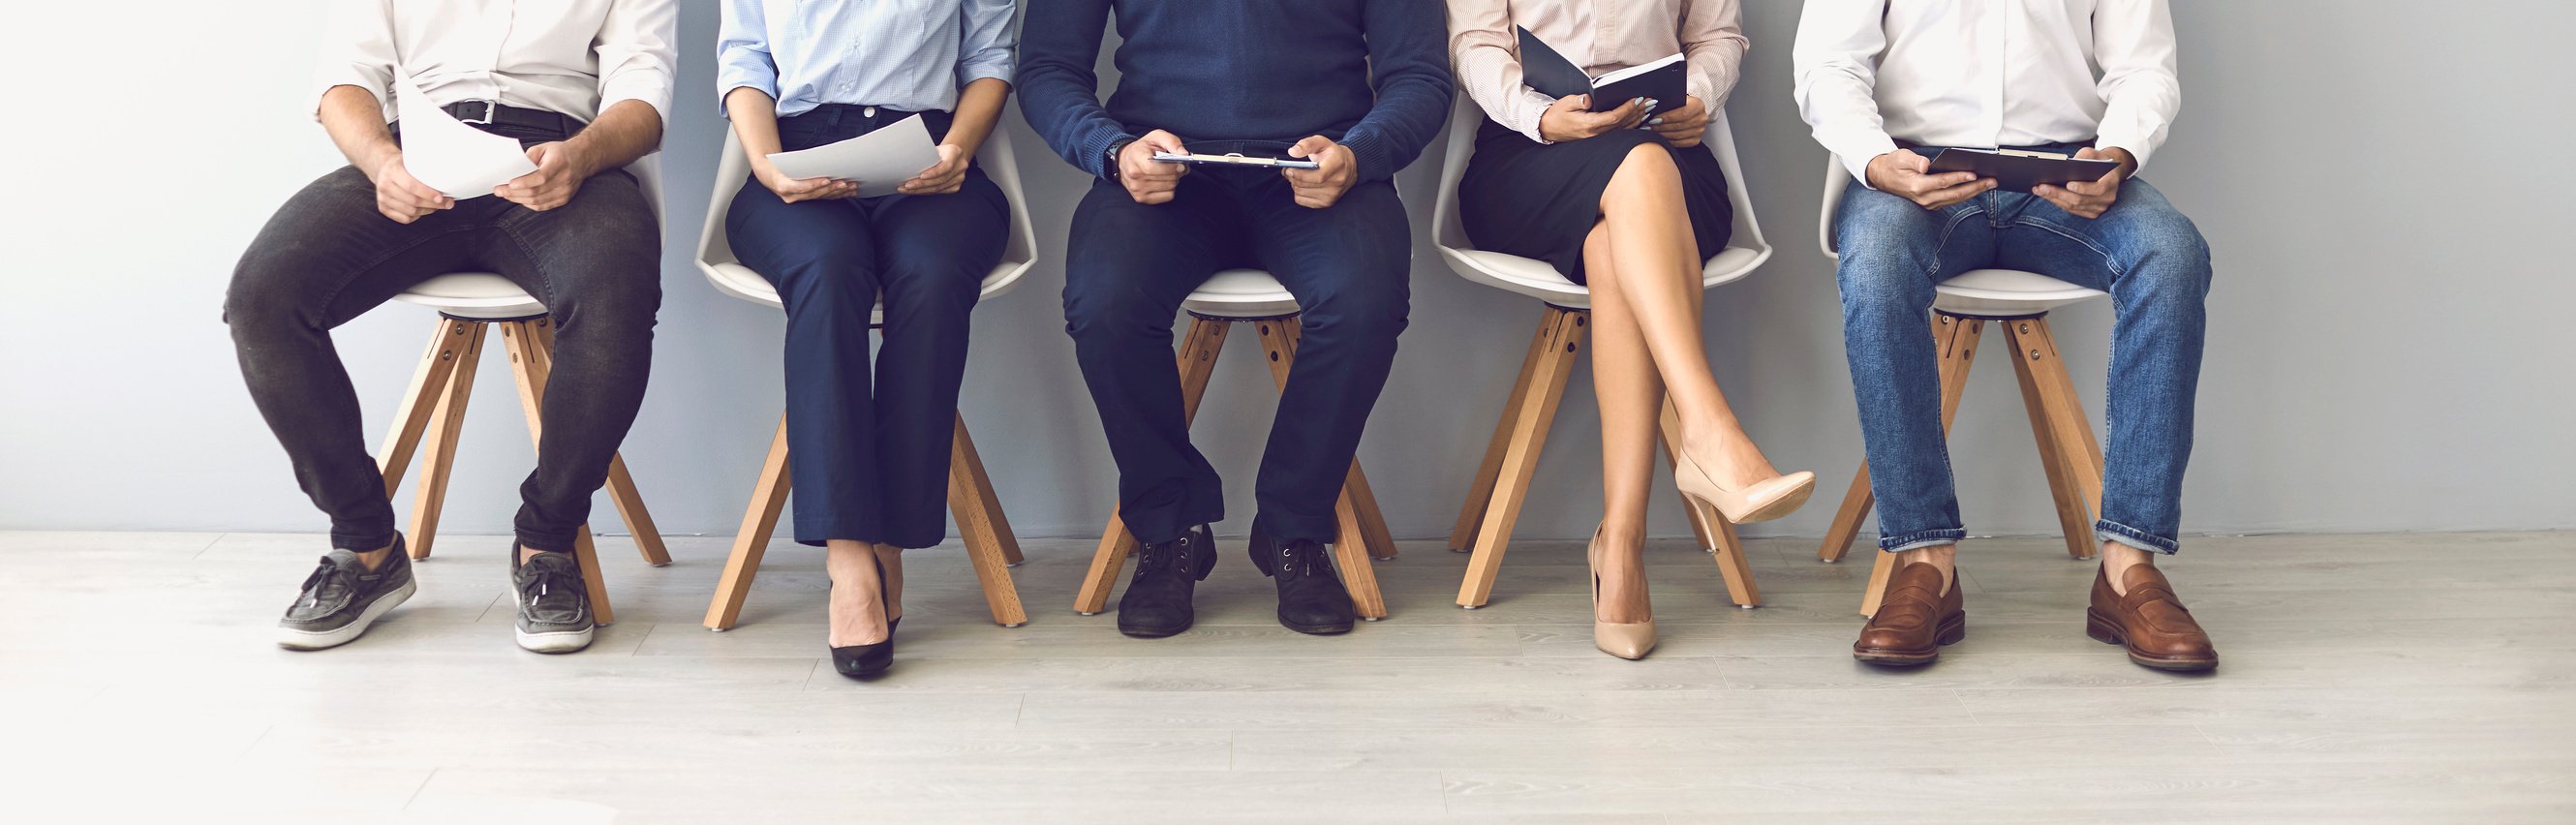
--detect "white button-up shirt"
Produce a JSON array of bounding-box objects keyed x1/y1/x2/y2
[
  {"x1": 313, "y1": 0, "x2": 679, "y2": 125},
  {"x1": 1793, "y1": 0, "x2": 2180, "y2": 184}
]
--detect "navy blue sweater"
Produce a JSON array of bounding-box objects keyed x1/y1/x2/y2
[{"x1": 1017, "y1": 0, "x2": 1453, "y2": 184}]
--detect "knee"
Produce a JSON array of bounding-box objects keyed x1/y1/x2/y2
[
  {"x1": 1604, "y1": 142, "x2": 1682, "y2": 202},
  {"x1": 1295, "y1": 279, "x2": 1410, "y2": 343},
  {"x1": 548, "y1": 271, "x2": 662, "y2": 338},
  {"x1": 223, "y1": 250, "x2": 312, "y2": 337},
  {"x1": 2128, "y1": 220, "x2": 2214, "y2": 300}
]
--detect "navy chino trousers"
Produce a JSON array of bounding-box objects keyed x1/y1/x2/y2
[{"x1": 1062, "y1": 162, "x2": 1411, "y2": 547}]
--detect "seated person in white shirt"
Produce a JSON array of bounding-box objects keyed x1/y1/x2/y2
[
  {"x1": 1794, "y1": 0, "x2": 2219, "y2": 671},
  {"x1": 228, "y1": 0, "x2": 676, "y2": 656},
  {"x1": 715, "y1": 0, "x2": 1018, "y2": 682}
]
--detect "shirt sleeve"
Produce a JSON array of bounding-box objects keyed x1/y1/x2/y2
[
  {"x1": 2091, "y1": 0, "x2": 2180, "y2": 169},
  {"x1": 716, "y1": 0, "x2": 778, "y2": 115},
  {"x1": 595, "y1": 0, "x2": 678, "y2": 124},
  {"x1": 1445, "y1": 0, "x2": 1557, "y2": 144},
  {"x1": 1015, "y1": 0, "x2": 1129, "y2": 179},
  {"x1": 1792, "y1": 0, "x2": 1898, "y2": 187},
  {"x1": 1679, "y1": 0, "x2": 1749, "y2": 112},
  {"x1": 957, "y1": 0, "x2": 1019, "y2": 88},
  {"x1": 310, "y1": 0, "x2": 398, "y2": 120},
  {"x1": 1338, "y1": 0, "x2": 1454, "y2": 182}
]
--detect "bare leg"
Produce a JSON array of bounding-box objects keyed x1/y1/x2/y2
[
  {"x1": 1583, "y1": 221, "x2": 1658, "y2": 625},
  {"x1": 1892, "y1": 543, "x2": 1958, "y2": 593},
  {"x1": 1593, "y1": 144, "x2": 1782, "y2": 489},
  {"x1": 825, "y1": 538, "x2": 891, "y2": 647},
  {"x1": 2099, "y1": 541, "x2": 2153, "y2": 595}
]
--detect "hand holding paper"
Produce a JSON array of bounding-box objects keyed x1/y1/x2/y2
[
  {"x1": 763, "y1": 115, "x2": 942, "y2": 199},
  {"x1": 392, "y1": 75, "x2": 538, "y2": 200}
]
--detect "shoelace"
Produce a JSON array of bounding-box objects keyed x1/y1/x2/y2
[
  {"x1": 295, "y1": 558, "x2": 355, "y2": 611},
  {"x1": 518, "y1": 556, "x2": 586, "y2": 608},
  {"x1": 1275, "y1": 542, "x2": 1333, "y2": 582},
  {"x1": 1132, "y1": 533, "x2": 1196, "y2": 581}
]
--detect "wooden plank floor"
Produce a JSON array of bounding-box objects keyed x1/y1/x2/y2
[{"x1": 3, "y1": 529, "x2": 2571, "y2": 822}]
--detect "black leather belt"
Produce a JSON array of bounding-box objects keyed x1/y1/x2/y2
[{"x1": 440, "y1": 100, "x2": 585, "y2": 136}]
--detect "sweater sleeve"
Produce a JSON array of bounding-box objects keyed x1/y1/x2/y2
[
  {"x1": 1337, "y1": 0, "x2": 1455, "y2": 183},
  {"x1": 1014, "y1": 0, "x2": 1131, "y2": 179}
]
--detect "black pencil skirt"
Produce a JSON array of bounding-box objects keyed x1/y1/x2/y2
[{"x1": 1457, "y1": 118, "x2": 1735, "y2": 284}]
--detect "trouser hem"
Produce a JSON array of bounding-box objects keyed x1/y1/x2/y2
[
  {"x1": 1878, "y1": 529, "x2": 1967, "y2": 553},
  {"x1": 2096, "y1": 520, "x2": 2179, "y2": 555}
]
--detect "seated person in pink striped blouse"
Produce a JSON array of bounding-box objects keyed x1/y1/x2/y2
[{"x1": 1447, "y1": 0, "x2": 1815, "y2": 661}]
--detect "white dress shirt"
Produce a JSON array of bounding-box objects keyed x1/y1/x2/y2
[
  {"x1": 719, "y1": 0, "x2": 1017, "y2": 118},
  {"x1": 313, "y1": 0, "x2": 679, "y2": 125},
  {"x1": 1793, "y1": 0, "x2": 2180, "y2": 185}
]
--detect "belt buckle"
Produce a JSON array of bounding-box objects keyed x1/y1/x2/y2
[{"x1": 455, "y1": 99, "x2": 500, "y2": 125}]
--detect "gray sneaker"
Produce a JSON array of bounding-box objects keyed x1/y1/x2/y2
[
  {"x1": 509, "y1": 548, "x2": 595, "y2": 654},
  {"x1": 277, "y1": 536, "x2": 416, "y2": 651}
]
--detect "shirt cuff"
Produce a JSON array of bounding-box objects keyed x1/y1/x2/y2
[
  {"x1": 716, "y1": 58, "x2": 780, "y2": 117},
  {"x1": 600, "y1": 74, "x2": 674, "y2": 127},
  {"x1": 958, "y1": 59, "x2": 1014, "y2": 89},
  {"x1": 1513, "y1": 88, "x2": 1557, "y2": 144},
  {"x1": 312, "y1": 71, "x2": 389, "y2": 122},
  {"x1": 2094, "y1": 134, "x2": 2155, "y2": 172},
  {"x1": 1826, "y1": 132, "x2": 1899, "y2": 190}
]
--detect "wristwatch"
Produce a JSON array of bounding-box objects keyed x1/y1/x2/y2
[{"x1": 1104, "y1": 137, "x2": 1136, "y2": 181}]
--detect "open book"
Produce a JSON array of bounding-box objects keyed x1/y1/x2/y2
[
  {"x1": 1517, "y1": 27, "x2": 1687, "y2": 115},
  {"x1": 1923, "y1": 147, "x2": 2123, "y2": 193}
]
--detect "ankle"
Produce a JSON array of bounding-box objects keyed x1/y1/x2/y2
[
  {"x1": 2099, "y1": 542, "x2": 2155, "y2": 594},
  {"x1": 1894, "y1": 544, "x2": 1958, "y2": 591}
]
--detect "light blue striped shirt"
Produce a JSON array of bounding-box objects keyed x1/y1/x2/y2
[{"x1": 720, "y1": 0, "x2": 1018, "y2": 117}]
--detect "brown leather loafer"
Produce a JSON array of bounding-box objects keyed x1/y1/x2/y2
[
  {"x1": 1853, "y1": 561, "x2": 1965, "y2": 666},
  {"x1": 2087, "y1": 565, "x2": 2219, "y2": 672}
]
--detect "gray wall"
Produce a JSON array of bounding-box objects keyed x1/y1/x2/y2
[{"x1": 4, "y1": 0, "x2": 2570, "y2": 544}]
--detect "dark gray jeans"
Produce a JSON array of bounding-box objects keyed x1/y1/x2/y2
[{"x1": 226, "y1": 122, "x2": 660, "y2": 552}]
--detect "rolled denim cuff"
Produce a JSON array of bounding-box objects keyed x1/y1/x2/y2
[
  {"x1": 1878, "y1": 528, "x2": 1966, "y2": 554},
  {"x1": 2096, "y1": 520, "x2": 2179, "y2": 555}
]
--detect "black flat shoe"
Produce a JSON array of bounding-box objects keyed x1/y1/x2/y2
[{"x1": 828, "y1": 550, "x2": 901, "y2": 680}]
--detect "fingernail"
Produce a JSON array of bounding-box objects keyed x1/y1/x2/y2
[{"x1": 1647, "y1": 117, "x2": 1664, "y2": 126}]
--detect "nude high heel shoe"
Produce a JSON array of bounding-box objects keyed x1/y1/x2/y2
[
  {"x1": 1588, "y1": 528, "x2": 1657, "y2": 660},
  {"x1": 1673, "y1": 448, "x2": 1816, "y2": 525}
]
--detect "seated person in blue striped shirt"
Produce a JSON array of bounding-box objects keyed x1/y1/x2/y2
[
  {"x1": 1019, "y1": 0, "x2": 1452, "y2": 639},
  {"x1": 718, "y1": 0, "x2": 1018, "y2": 680}
]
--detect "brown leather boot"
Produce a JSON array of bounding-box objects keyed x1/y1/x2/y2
[
  {"x1": 2087, "y1": 564, "x2": 2219, "y2": 672},
  {"x1": 1852, "y1": 562, "x2": 1965, "y2": 666}
]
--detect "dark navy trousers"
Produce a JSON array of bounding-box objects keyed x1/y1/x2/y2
[
  {"x1": 725, "y1": 106, "x2": 1008, "y2": 548},
  {"x1": 1062, "y1": 164, "x2": 1411, "y2": 546}
]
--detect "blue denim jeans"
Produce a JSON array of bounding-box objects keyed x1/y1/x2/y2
[{"x1": 1834, "y1": 145, "x2": 2213, "y2": 555}]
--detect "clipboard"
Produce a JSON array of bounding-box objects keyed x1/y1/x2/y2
[{"x1": 1924, "y1": 147, "x2": 2122, "y2": 193}]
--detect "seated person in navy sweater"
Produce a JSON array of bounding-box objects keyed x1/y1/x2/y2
[{"x1": 1019, "y1": 0, "x2": 1451, "y2": 639}]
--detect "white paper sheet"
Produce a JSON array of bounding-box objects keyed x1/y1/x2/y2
[
  {"x1": 394, "y1": 75, "x2": 539, "y2": 199},
  {"x1": 764, "y1": 115, "x2": 942, "y2": 199}
]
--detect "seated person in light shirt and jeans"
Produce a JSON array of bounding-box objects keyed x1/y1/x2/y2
[
  {"x1": 716, "y1": 0, "x2": 1017, "y2": 681},
  {"x1": 230, "y1": 0, "x2": 675, "y2": 656},
  {"x1": 1794, "y1": 0, "x2": 2219, "y2": 671}
]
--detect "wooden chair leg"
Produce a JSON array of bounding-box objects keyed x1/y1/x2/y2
[
  {"x1": 704, "y1": 415, "x2": 791, "y2": 630},
  {"x1": 2009, "y1": 317, "x2": 2103, "y2": 561},
  {"x1": 1255, "y1": 318, "x2": 1388, "y2": 619},
  {"x1": 499, "y1": 321, "x2": 614, "y2": 625},
  {"x1": 1450, "y1": 308, "x2": 1554, "y2": 553},
  {"x1": 949, "y1": 413, "x2": 1028, "y2": 626},
  {"x1": 1078, "y1": 317, "x2": 1230, "y2": 615},
  {"x1": 1456, "y1": 307, "x2": 1586, "y2": 609},
  {"x1": 406, "y1": 322, "x2": 486, "y2": 560},
  {"x1": 1660, "y1": 402, "x2": 1761, "y2": 607},
  {"x1": 380, "y1": 319, "x2": 475, "y2": 495},
  {"x1": 525, "y1": 319, "x2": 671, "y2": 566},
  {"x1": 2002, "y1": 317, "x2": 2097, "y2": 561},
  {"x1": 1859, "y1": 315, "x2": 1984, "y2": 617}
]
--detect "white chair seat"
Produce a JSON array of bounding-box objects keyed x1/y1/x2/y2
[
  {"x1": 391, "y1": 272, "x2": 547, "y2": 319},
  {"x1": 1181, "y1": 269, "x2": 1302, "y2": 319},
  {"x1": 1440, "y1": 245, "x2": 1763, "y2": 309},
  {"x1": 1932, "y1": 269, "x2": 2107, "y2": 318}
]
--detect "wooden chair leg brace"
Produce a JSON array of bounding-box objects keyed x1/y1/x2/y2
[
  {"x1": 1447, "y1": 306, "x2": 1763, "y2": 610},
  {"x1": 375, "y1": 317, "x2": 673, "y2": 626},
  {"x1": 1072, "y1": 315, "x2": 1394, "y2": 620},
  {"x1": 1814, "y1": 313, "x2": 2107, "y2": 617},
  {"x1": 700, "y1": 412, "x2": 1029, "y2": 631}
]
